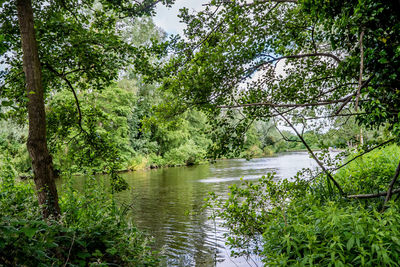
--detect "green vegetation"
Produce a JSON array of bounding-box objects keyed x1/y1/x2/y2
[
  {"x1": 335, "y1": 145, "x2": 400, "y2": 194},
  {"x1": 208, "y1": 145, "x2": 400, "y2": 265},
  {"x1": 1, "y1": 0, "x2": 400, "y2": 265},
  {"x1": 0, "y1": 165, "x2": 158, "y2": 266}
]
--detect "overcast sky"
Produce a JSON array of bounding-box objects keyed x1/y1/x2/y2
[{"x1": 153, "y1": 0, "x2": 208, "y2": 36}]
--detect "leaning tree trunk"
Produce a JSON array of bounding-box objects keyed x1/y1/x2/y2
[{"x1": 16, "y1": 0, "x2": 60, "y2": 218}]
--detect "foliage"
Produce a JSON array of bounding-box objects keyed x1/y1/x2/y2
[
  {"x1": 0, "y1": 0, "x2": 173, "y2": 114},
  {"x1": 335, "y1": 144, "x2": 400, "y2": 195},
  {"x1": 45, "y1": 79, "x2": 212, "y2": 172},
  {"x1": 0, "y1": 166, "x2": 159, "y2": 266},
  {"x1": 0, "y1": 120, "x2": 30, "y2": 176},
  {"x1": 262, "y1": 198, "x2": 400, "y2": 266},
  {"x1": 153, "y1": 0, "x2": 400, "y2": 159},
  {"x1": 206, "y1": 146, "x2": 400, "y2": 265}
]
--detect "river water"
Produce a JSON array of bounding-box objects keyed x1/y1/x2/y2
[{"x1": 74, "y1": 152, "x2": 318, "y2": 266}]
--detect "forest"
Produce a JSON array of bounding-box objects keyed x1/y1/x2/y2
[{"x1": 1, "y1": 0, "x2": 400, "y2": 266}]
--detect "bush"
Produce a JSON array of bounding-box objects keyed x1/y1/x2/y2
[
  {"x1": 163, "y1": 140, "x2": 206, "y2": 166},
  {"x1": 0, "y1": 168, "x2": 159, "y2": 266},
  {"x1": 262, "y1": 197, "x2": 400, "y2": 266},
  {"x1": 148, "y1": 153, "x2": 165, "y2": 168},
  {"x1": 335, "y1": 144, "x2": 400, "y2": 194},
  {"x1": 127, "y1": 154, "x2": 148, "y2": 170},
  {"x1": 207, "y1": 145, "x2": 400, "y2": 266}
]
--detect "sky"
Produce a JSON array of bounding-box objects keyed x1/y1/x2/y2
[{"x1": 153, "y1": 0, "x2": 207, "y2": 36}]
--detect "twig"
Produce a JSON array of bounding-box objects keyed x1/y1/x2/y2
[
  {"x1": 273, "y1": 121, "x2": 301, "y2": 143},
  {"x1": 203, "y1": 0, "x2": 298, "y2": 7},
  {"x1": 307, "y1": 139, "x2": 395, "y2": 183},
  {"x1": 63, "y1": 233, "x2": 75, "y2": 267},
  {"x1": 334, "y1": 74, "x2": 374, "y2": 116},
  {"x1": 253, "y1": 52, "x2": 341, "y2": 67},
  {"x1": 384, "y1": 159, "x2": 400, "y2": 204},
  {"x1": 44, "y1": 63, "x2": 88, "y2": 136},
  {"x1": 273, "y1": 107, "x2": 344, "y2": 195},
  {"x1": 332, "y1": 139, "x2": 395, "y2": 172}
]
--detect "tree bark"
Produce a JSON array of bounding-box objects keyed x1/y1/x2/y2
[{"x1": 16, "y1": 0, "x2": 60, "y2": 218}]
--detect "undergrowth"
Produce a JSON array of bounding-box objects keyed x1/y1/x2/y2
[
  {"x1": 0, "y1": 164, "x2": 159, "y2": 266},
  {"x1": 207, "y1": 144, "x2": 400, "y2": 266}
]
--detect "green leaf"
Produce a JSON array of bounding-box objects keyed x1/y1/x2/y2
[
  {"x1": 346, "y1": 236, "x2": 355, "y2": 251},
  {"x1": 20, "y1": 227, "x2": 37, "y2": 239},
  {"x1": 1, "y1": 100, "x2": 13, "y2": 107}
]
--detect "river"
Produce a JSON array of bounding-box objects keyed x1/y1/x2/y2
[{"x1": 72, "y1": 152, "x2": 318, "y2": 266}]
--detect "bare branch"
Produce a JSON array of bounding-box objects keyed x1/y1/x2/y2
[
  {"x1": 273, "y1": 107, "x2": 344, "y2": 195},
  {"x1": 348, "y1": 188, "x2": 400, "y2": 199},
  {"x1": 217, "y1": 94, "x2": 355, "y2": 109},
  {"x1": 384, "y1": 159, "x2": 400, "y2": 204}
]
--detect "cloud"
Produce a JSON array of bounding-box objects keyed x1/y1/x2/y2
[{"x1": 153, "y1": 0, "x2": 208, "y2": 36}]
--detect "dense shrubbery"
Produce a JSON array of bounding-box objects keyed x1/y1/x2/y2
[
  {"x1": 262, "y1": 197, "x2": 400, "y2": 266},
  {"x1": 0, "y1": 166, "x2": 159, "y2": 266},
  {"x1": 208, "y1": 145, "x2": 400, "y2": 265},
  {"x1": 335, "y1": 144, "x2": 400, "y2": 194}
]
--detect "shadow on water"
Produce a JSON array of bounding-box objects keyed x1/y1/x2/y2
[{"x1": 61, "y1": 152, "x2": 317, "y2": 266}]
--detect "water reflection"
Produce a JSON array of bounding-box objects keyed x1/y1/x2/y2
[{"x1": 68, "y1": 152, "x2": 318, "y2": 266}]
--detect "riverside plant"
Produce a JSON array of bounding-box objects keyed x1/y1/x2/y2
[
  {"x1": 206, "y1": 145, "x2": 400, "y2": 266},
  {"x1": 0, "y1": 164, "x2": 159, "y2": 266}
]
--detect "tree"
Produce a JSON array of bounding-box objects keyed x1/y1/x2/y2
[
  {"x1": 16, "y1": 0, "x2": 60, "y2": 218},
  {"x1": 158, "y1": 0, "x2": 400, "y2": 197},
  {"x1": 1, "y1": 0, "x2": 173, "y2": 218}
]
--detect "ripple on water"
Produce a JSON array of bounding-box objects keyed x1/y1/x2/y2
[{"x1": 65, "y1": 152, "x2": 319, "y2": 266}]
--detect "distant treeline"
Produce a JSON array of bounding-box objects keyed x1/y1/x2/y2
[{"x1": 0, "y1": 78, "x2": 385, "y2": 177}]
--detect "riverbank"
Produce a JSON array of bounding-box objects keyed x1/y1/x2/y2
[{"x1": 0, "y1": 170, "x2": 160, "y2": 266}]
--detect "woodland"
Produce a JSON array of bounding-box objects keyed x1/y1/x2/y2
[{"x1": 1, "y1": 0, "x2": 400, "y2": 265}]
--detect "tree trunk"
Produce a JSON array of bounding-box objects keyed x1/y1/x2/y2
[{"x1": 16, "y1": 0, "x2": 60, "y2": 218}]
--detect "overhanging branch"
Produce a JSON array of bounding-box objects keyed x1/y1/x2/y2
[
  {"x1": 273, "y1": 107, "x2": 345, "y2": 195},
  {"x1": 44, "y1": 63, "x2": 87, "y2": 135},
  {"x1": 216, "y1": 94, "x2": 355, "y2": 109}
]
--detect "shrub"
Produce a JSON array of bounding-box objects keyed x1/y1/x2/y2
[
  {"x1": 207, "y1": 145, "x2": 400, "y2": 266},
  {"x1": 163, "y1": 140, "x2": 206, "y2": 166},
  {"x1": 148, "y1": 153, "x2": 165, "y2": 168},
  {"x1": 0, "y1": 168, "x2": 159, "y2": 266},
  {"x1": 335, "y1": 144, "x2": 400, "y2": 194},
  {"x1": 128, "y1": 154, "x2": 148, "y2": 170},
  {"x1": 262, "y1": 197, "x2": 400, "y2": 266}
]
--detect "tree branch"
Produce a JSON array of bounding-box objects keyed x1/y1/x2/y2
[
  {"x1": 334, "y1": 74, "x2": 374, "y2": 115},
  {"x1": 273, "y1": 107, "x2": 344, "y2": 195},
  {"x1": 44, "y1": 63, "x2": 87, "y2": 135},
  {"x1": 303, "y1": 112, "x2": 366, "y2": 120},
  {"x1": 348, "y1": 188, "x2": 400, "y2": 199},
  {"x1": 257, "y1": 52, "x2": 341, "y2": 66},
  {"x1": 307, "y1": 139, "x2": 395, "y2": 185},
  {"x1": 204, "y1": 0, "x2": 298, "y2": 6},
  {"x1": 332, "y1": 139, "x2": 395, "y2": 173},
  {"x1": 384, "y1": 158, "x2": 400, "y2": 204},
  {"x1": 216, "y1": 94, "x2": 355, "y2": 109}
]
